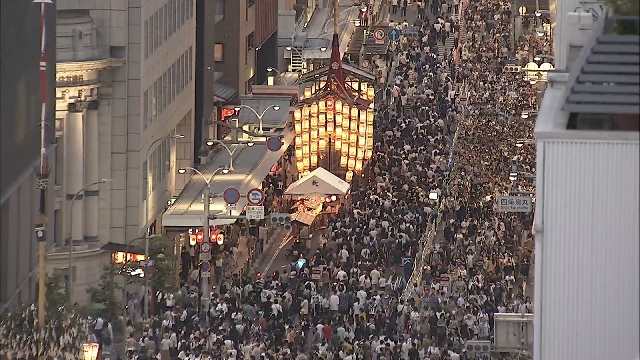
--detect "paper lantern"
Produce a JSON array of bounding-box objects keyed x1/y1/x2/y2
[
  {"x1": 335, "y1": 126, "x2": 342, "y2": 137},
  {"x1": 334, "y1": 139, "x2": 342, "y2": 150},
  {"x1": 319, "y1": 127, "x2": 326, "y2": 139},
  {"x1": 345, "y1": 171, "x2": 353, "y2": 182},
  {"x1": 295, "y1": 149, "x2": 303, "y2": 159},
  {"x1": 304, "y1": 87, "x2": 312, "y2": 99},
  {"x1": 365, "y1": 149, "x2": 372, "y2": 159},
  {"x1": 355, "y1": 160, "x2": 363, "y2": 172},
  {"x1": 349, "y1": 146, "x2": 356, "y2": 157},
  {"x1": 294, "y1": 108, "x2": 301, "y2": 120},
  {"x1": 319, "y1": 100, "x2": 326, "y2": 113},
  {"x1": 319, "y1": 139, "x2": 327, "y2": 151},
  {"x1": 367, "y1": 87, "x2": 375, "y2": 99},
  {"x1": 302, "y1": 146, "x2": 309, "y2": 156},
  {"x1": 347, "y1": 158, "x2": 356, "y2": 170},
  {"x1": 296, "y1": 162, "x2": 304, "y2": 173},
  {"x1": 310, "y1": 103, "x2": 318, "y2": 116},
  {"x1": 295, "y1": 122, "x2": 302, "y2": 134},
  {"x1": 340, "y1": 156, "x2": 348, "y2": 167},
  {"x1": 311, "y1": 154, "x2": 318, "y2": 166},
  {"x1": 341, "y1": 130, "x2": 349, "y2": 141},
  {"x1": 310, "y1": 141, "x2": 318, "y2": 152},
  {"x1": 335, "y1": 100, "x2": 343, "y2": 113}
]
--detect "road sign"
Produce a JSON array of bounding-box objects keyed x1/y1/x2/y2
[
  {"x1": 459, "y1": 97, "x2": 468, "y2": 105},
  {"x1": 247, "y1": 206, "x2": 265, "y2": 220},
  {"x1": 199, "y1": 252, "x2": 212, "y2": 261},
  {"x1": 247, "y1": 188, "x2": 265, "y2": 205},
  {"x1": 222, "y1": 187, "x2": 241, "y2": 205},
  {"x1": 266, "y1": 136, "x2": 282, "y2": 152},
  {"x1": 373, "y1": 28, "x2": 386, "y2": 44},
  {"x1": 404, "y1": 26, "x2": 421, "y2": 39},
  {"x1": 388, "y1": 28, "x2": 402, "y2": 41},
  {"x1": 201, "y1": 260, "x2": 211, "y2": 273},
  {"x1": 200, "y1": 243, "x2": 211, "y2": 253},
  {"x1": 226, "y1": 203, "x2": 238, "y2": 210},
  {"x1": 497, "y1": 196, "x2": 533, "y2": 213},
  {"x1": 361, "y1": 59, "x2": 370, "y2": 69}
]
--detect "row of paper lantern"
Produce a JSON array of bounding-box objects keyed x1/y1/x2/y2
[{"x1": 301, "y1": 81, "x2": 376, "y2": 102}]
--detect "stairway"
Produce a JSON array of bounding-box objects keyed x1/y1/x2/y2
[
  {"x1": 290, "y1": 48, "x2": 304, "y2": 72},
  {"x1": 347, "y1": 27, "x2": 367, "y2": 57}
]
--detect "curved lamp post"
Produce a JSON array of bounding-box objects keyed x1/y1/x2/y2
[
  {"x1": 177, "y1": 166, "x2": 229, "y2": 314},
  {"x1": 233, "y1": 105, "x2": 281, "y2": 134},
  {"x1": 67, "y1": 178, "x2": 112, "y2": 302}
]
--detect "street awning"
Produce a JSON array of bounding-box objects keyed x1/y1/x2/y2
[
  {"x1": 214, "y1": 81, "x2": 238, "y2": 102},
  {"x1": 162, "y1": 128, "x2": 296, "y2": 228},
  {"x1": 100, "y1": 242, "x2": 144, "y2": 255},
  {"x1": 285, "y1": 167, "x2": 351, "y2": 195}
]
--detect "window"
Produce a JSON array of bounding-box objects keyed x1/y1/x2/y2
[
  {"x1": 155, "y1": 79, "x2": 160, "y2": 117},
  {"x1": 171, "y1": 62, "x2": 177, "y2": 100},
  {"x1": 158, "y1": 77, "x2": 164, "y2": 115},
  {"x1": 170, "y1": 0, "x2": 175, "y2": 35},
  {"x1": 178, "y1": 0, "x2": 184, "y2": 28},
  {"x1": 164, "y1": 70, "x2": 169, "y2": 108},
  {"x1": 158, "y1": 7, "x2": 164, "y2": 47},
  {"x1": 168, "y1": 66, "x2": 173, "y2": 103},
  {"x1": 246, "y1": 76, "x2": 255, "y2": 94},
  {"x1": 246, "y1": 0, "x2": 254, "y2": 20},
  {"x1": 216, "y1": 0, "x2": 225, "y2": 19},
  {"x1": 152, "y1": 81, "x2": 157, "y2": 118},
  {"x1": 159, "y1": 141, "x2": 166, "y2": 181},
  {"x1": 174, "y1": 0, "x2": 180, "y2": 32},
  {"x1": 142, "y1": 160, "x2": 148, "y2": 199},
  {"x1": 144, "y1": 20, "x2": 149, "y2": 59},
  {"x1": 182, "y1": 0, "x2": 188, "y2": 24},
  {"x1": 214, "y1": 43, "x2": 224, "y2": 62},
  {"x1": 147, "y1": 17, "x2": 153, "y2": 56},
  {"x1": 163, "y1": 4, "x2": 169, "y2": 42},
  {"x1": 143, "y1": 90, "x2": 149, "y2": 128},
  {"x1": 188, "y1": 47, "x2": 193, "y2": 82},
  {"x1": 153, "y1": 12, "x2": 159, "y2": 51},
  {"x1": 246, "y1": 33, "x2": 254, "y2": 65},
  {"x1": 189, "y1": 0, "x2": 194, "y2": 20},
  {"x1": 179, "y1": 54, "x2": 185, "y2": 91}
]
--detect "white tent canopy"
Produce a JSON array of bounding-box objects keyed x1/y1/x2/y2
[{"x1": 285, "y1": 167, "x2": 351, "y2": 195}]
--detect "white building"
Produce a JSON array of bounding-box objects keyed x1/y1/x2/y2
[
  {"x1": 534, "y1": 5, "x2": 639, "y2": 360},
  {"x1": 49, "y1": 0, "x2": 196, "y2": 303}
]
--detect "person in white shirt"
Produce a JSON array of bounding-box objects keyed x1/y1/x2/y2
[
  {"x1": 329, "y1": 292, "x2": 340, "y2": 313},
  {"x1": 370, "y1": 268, "x2": 381, "y2": 289}
]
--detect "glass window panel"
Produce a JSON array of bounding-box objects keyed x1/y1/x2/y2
[
  {"x1": 158, "y1": 7, "x2": 164, "y2": 47},
  {"x1": 153, "y1": 12, "x2": 159, "y2": 50},
  {"x1": 143, "y1": 90, "x2": 149, "y2": 128},
  {"x1": 144, "y1": 20, "x2": 149, "y2": 58}
]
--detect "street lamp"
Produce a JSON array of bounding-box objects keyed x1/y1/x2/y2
[
  {"x1": 140, "y1": 133, "x2": 183, "y2": 317},
  {"x1": 233, "y1": 104, "x2": 281, "y2": 134},
  {"x1": 67, "y1": 178, "x2": 112, "y2": 302},
  {"x1": 266, "y1": 67, "x2": 280, "y2": 74},
  {"x1": 176, "y1": 166, "x2": 229, "y2": 314}
]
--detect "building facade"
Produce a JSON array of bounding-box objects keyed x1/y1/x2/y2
[
  {"x1": 214, "y1": 0, "x2": 278, "y2": 101},
  {"x1": 533, "y1": 5, "x2": 639, "y2": 360},
  {"x1": 0, "y1": 1, "x2": 57, "y2": 310},
  {"x1": 47, "y1": 0, "x2": 196, "y2": 303}
]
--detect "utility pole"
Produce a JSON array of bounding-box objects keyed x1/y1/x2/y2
[
  {"x1": 201, "y1": 183, "x2": 211, "y2": 314},
  {"x1": 34, "y1": 0, "x2": 54, "y2": 330}
]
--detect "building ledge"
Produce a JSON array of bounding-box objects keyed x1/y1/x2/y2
[{"x1": 56, "y1": 58, "x2": 126, "y2": 73}]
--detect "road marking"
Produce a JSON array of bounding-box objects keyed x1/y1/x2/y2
[{"x1": 263, "y1": 233, "x2": 293, "y2": 274}]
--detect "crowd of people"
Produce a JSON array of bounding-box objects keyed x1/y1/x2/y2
[{"x1": 108, "y1": 0, "x2": 550, "y2": 359}]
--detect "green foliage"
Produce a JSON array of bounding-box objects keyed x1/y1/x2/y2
[
  {"x1": 0, "y1": 274, "x2": 92, "y2": 359},
  {"x1": 86, "y1": 265, "x2": 122, "y2": 315},
  {"x1": 121, "y1": 236, "x2": 179, "y2": 294},
  {"x1": 602, "y1": 0, "x2": 640, "y2": 34}
]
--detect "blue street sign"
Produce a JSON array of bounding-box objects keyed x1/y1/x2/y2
[
  {"x1": 266, "y1": 136, "x2": 283, "y2": 152},
  {"x1": 200, "y1": 260, "x2": 211, "y2": 273},
  {"x1": 223, "y1": 187, "x2": 241, "y2": 205},
  {"x1": 388, "y1": 28, "x2": 402, "y2": 42}
]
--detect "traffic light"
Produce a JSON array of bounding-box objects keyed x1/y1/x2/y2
[
  {"x1": 503, "y1": 65, "x2": 521, "y2": 73},
  {"x1": 270, "y1": 213, "x2": 292, "y2": 231}
]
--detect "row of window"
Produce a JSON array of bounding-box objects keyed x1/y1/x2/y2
[
  {"x1": 143, "y1": 47, "x2": 193, "y2": 128},
  {"x1": 142, "y1": 126, "x2": 178, "y2": 200},
  {"x1": 144, "y1": 0, "x2": 194, "y2": 60}
]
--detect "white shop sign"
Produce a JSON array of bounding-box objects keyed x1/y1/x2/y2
[
  {"x1": 246, "y1": 206, "x2": 265, "y2": 220},
  {"x1": 497, "y1": 196, "x2": 533, "y2": 213}
]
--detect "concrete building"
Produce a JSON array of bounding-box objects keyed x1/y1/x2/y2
[
  {"x1": 47, "y1": 0, "x2": 196, "y2": 303},
  {"x1": 533, "y1": 6, "x2": 639, "y2": 360},
  {"x1": 213, "y1": 0, "x2": 278, "y2": 103},
  {"x1": 0, "y1": 1, "x2": 57, "y2": 310}
]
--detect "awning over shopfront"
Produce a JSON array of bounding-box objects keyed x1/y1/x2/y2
[
  {"x1": 285, "y1": 167, "x2": 351, "y2": 195},
  {"x1": 214, "y1": 81, "x2": 238, "y2": 102},
  {"x1": 162, "y1": 128, "x2": 296, "y2": 228}
]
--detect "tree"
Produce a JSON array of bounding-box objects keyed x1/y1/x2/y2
[
  {"x1": 0, "y1": 274, "x2": 92, "y2": 360},
  {"x1": 121, "y1": 236, "x2": 179, "y2": 295},
  {"x1": 602, "y1": 0, "x2": 639, "y2": 34},
  {"x1": 86, "y1": 265, "x2": 122, "y2": 316}
]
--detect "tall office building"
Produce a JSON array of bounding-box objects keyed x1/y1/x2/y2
[
  {"x1": 45, "y1": 0, "x2": 196, "y2": 303},
  {"x1": 0, "y1": 1, "x2": 57, "y2": 310},
  {"x1": 213, "y1": 0, "x2": 278, "y2": 102}
]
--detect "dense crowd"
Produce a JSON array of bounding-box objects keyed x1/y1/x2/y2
[{"x1": 108, "y1": 1, "x2": 550, "y2": 359}]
